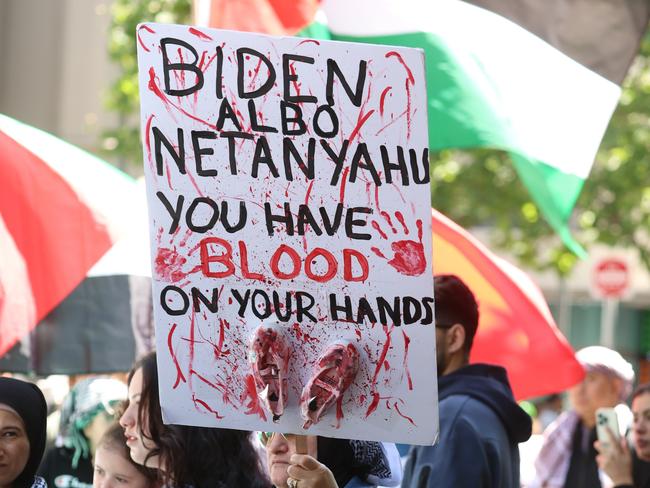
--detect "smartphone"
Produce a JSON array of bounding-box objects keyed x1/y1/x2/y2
[{"x1": 596, "y1": 407, "x2": 620, "y2": 449}]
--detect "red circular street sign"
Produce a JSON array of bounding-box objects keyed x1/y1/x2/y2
[{"x1": 593, "y1": 258, "x2": 629, "y2": 298}]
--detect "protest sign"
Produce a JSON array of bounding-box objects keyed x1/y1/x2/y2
[{"x1": 137, "y1": 22, "x2": 437, "y2": 444}]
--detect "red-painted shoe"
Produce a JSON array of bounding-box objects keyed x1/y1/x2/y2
[
  {"x1": 300, "y1": 342, "x2": 360, "y2": 428},
  {"x1": 248, "y1": 325, "x2": 290, "y2": 422}
]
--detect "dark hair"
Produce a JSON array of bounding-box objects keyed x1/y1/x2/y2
[
  {"x1": 434, "y1": 274, "x2": 479, "y2": 355},
  {"x1": 96, "y1": 422, "x2": 157, "y2": 486},
  {"x1": 632, "y1": 383, "x2": 650, "y2": 402},
  {"x1": 128, "y1": 352, "x2": 269, "y2": 488}
]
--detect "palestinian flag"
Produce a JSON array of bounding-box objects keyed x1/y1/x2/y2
[
  {"x1": 0, "y1": 114, "x2": 153, "y2": 373},
  {"x1": 194, "y1": 0, "x2": 649, "y2": 255}
]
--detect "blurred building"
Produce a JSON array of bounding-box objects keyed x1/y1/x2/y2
[{"x1": 0, "y1": 0, "x2": 118, "y2": 163}]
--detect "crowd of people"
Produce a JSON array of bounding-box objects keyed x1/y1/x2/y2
[{"x1": 2, "y1": 274, "x2": 650, "y2": 487}]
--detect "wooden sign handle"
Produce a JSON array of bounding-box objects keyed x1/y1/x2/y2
[{"x1": 295, "y1": 434, "x2": 309, "y2": 455}]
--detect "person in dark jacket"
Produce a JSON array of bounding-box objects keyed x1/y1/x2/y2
[
  {"x1": 401, "y1": 274, "x2": 532, "y2": 488},
  {"x1": 0, "y1": 377, "x2": 48, "y2": 488}
]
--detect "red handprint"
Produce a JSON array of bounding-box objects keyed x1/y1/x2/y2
[
  {"x1": 154, "y1": 227, "x2": 200, "y2": 283},
  {"x1": 371, "y1": 211, "x2": 426, "y2": 276}
]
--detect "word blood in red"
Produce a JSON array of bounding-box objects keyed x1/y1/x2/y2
[{"x1": 200, "y1": 238, "x2": 369, "y2": 283}]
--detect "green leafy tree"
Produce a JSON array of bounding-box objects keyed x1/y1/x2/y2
[
  {"x1": 102, "y1": 2, "x2": 650, "y2": 274},
  {"x1": 102, "y1": 0, "x2": 191, "y2": 172}
]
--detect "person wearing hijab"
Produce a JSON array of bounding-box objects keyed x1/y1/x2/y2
[
  {"x1": 0, "y1": 377, "x2": 48, "y2": 488},
  {"x1": 528, "y1": 346, "x2": 635, "y2": 488},
  {"x1": 38, "y1": 377, "x2": 127, "y2": 488}
]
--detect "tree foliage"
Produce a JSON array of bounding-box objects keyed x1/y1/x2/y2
[
  {"x1": 102, "y1": 2, "x2": 650, "y2": 274},
  {"x1": 102, "y1": 0, "x2": 191, "y2": 171}
]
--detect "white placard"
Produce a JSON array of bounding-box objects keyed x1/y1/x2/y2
[{"x1": 137, "y1": 22, "x2": 437, "y2": 444}]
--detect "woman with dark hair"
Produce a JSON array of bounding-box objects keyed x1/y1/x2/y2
[
  {"x1": 261, "y1": 432, "x2": 401, "y2": 488},
  {"x1": 118, "y1": 351, "x2": 269, "y2": 488},
  {"x1": 0, "y1": 377, "x2": 48, "y2": 488},
  {"x1": 595, "y1": 383, "x2": 650, "y2": 488}
]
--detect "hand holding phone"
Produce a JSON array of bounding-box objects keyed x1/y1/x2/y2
[{"x1": 596, "y1": 407, "x2": 619, "y2": 449}]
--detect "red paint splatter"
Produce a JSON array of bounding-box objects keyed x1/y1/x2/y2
[
  {"x1": 385, "y1": 219, "x2": 425, "y2": 276},
  {"x1": 148, "y1": 67, "x2": 218, "y2": 130},
  {"x1": 375, "y1": 108, "x2": 407, "y2": 136},
  {"x1": 292, "y1": 322, "x2": 318, "y2": 343},
  {"x1": 155, "y1": 247, "x2": 189, "y2": 282},
  {"x1": 335, "y1": 396, "x2": 345, "y2": 427},
  {"x1": 395, "y1": 211, "x2": 409, "y2": 234},
  {"x1": 189, "y1": 27, "x2": 213, "y2": 40},
  {"x1": 375, "y1": 182, "x2": 381, "y2": 209},
  {"x1": 371, "y1": 221, "x2": 387, "y2": 240},
  {"x1": 388, "y1": 241, "x2": 426, "y2": 275},
  {"x1": 144, "y1": 114, "x2": 155, "y2": 170},
  {"x1": 201, "y1": 52, "x2": 219, "y2": 73},
  {"x1": 177, "y1": 48, "x2": 186, "y2": 87},
  {"x1": 189, "y1": 311, "x2": 197, "y2": 385},
  {"x1": 243, "y1": 374, "x2": 267, "y2": 420},
  {"x1": 339, "y1": 167, "x2": 350, "y2": 203},
  {"x1": 380, "y1": 211, "x2": 397, "y2": 233},
  {"x1": 385, "y1": 51, "x2": 415, "y2": 84},
  {"x1": 385, "y1": 52, "x2": 415, "y2": 139},
  {"x1": 394, "y1": 402, "x2": 416, "y2": 426},
  {"x1": 365, "y1": 392, "x2": 380, "y2": 418},
  {"x1": 371, "y1": 326, "x2": 393, "y2": 387},
  {"x1": 167, "y1": 324, "x2": 186, "y2": 389},
  {"x1": 296, "y1": 39, "x2": 321, "y2": 47},
  {"x1": 179, "y1": 229, "x2": 192, "y2": 247},
  {"x1": 197, "y1": 50, "x2": 207, "y2": 70},
  {"x1": 402, "y1": 330, "x2": 413, "y2": 390},
  {"x1": 165, "y1": 162, "x2": 174, "y2": 190},
  {"x1": 137, "y1": 25, "x2": 155, "y2": 52},
  {"x1": 404, "y1": 78, "x2": 412, "y2": 138},
  {"x1": 371, "y1": 247, "x2": 387, "y2": 259},
  {"x1": 192, "y1": 395, "x2": 224, "y2": 419},
  {"x1": 304, "y1": 180, "x2": 315, "y2": 205},
  {"x1": 248, "y1": 55, "x2": 265, "y2": 91},
  {"x1": 288, "y1": 62, "x2": 303, "y2": 106},
  {"x1": 348, "y1": 109, "x2": 375, "y2": 143},
  {"x1": 189, "y1": 369, "x2": 234, "y2": 406},
  {"x1": 212, "y1": 318, "x2": 228, "y2": 358},
  {"x1": 379, "y1": 86, "x2": 392, "y2": 116}
]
